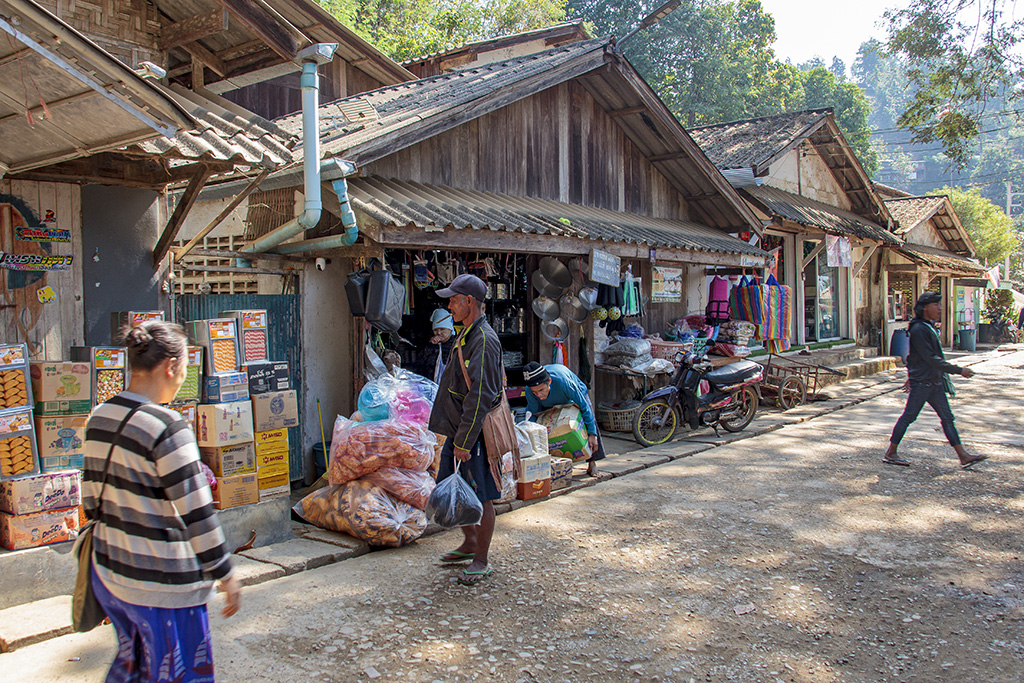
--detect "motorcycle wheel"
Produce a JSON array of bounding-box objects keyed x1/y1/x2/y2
[
  {"x1": 721, "y1": 386, "x2": 759, "y2": 432},
  {"x1": 632, "y1": 399, "x2": 678, "y2": 447}
]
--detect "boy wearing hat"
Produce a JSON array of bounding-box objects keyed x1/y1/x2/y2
[
  {"x1": 523, "y1": 361, "x2": 605, "y2": 476},
  {"x1": 884, "y1": 291, "x2": 986, "y2": 469},
  {"x1": 428, "y1": 274, "x2": 505, "y2": 585},
  {"x1": 409, "y1": 309, "x2": 456, "y2": 383}
]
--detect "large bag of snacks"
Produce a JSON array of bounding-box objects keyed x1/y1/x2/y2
[
  {"x1": 293, "y1": 480, "x2": 426, "y2": 547},
  {"x1": 361, "y1": 467, "x2": 435, "y2": 510},
  {"x1": 328, "y1": 416, "x2": 436, "y2": 485},
  {"x1": 357, "y1": 371, "x2": 437, "y2": 423}
]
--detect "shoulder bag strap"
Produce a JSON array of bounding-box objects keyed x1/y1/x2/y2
[
  {"x1": 96, "y1": 404, "x2": 145, "y2": 518},
  {"x1": 456, "y1": 333, "x2": 507, "y2": 400}
]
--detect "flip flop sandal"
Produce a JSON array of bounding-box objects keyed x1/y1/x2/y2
[
  {"x1": 456, "y1": 567, "x2": 493, "y2": 586},
  {"x1": 961, "y1": 456, "x2": 988, "y2": 470},
  {"x1": 883, "y1": 457, "x2": 911, "y2": 467},
  {"x1": 440, "y1": 551, "x2": 475, "y2": 564}
]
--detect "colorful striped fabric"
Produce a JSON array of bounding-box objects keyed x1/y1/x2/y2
[
  {"x1": 762, "y1": 274, "x2": 792, "y2": 354},
  {"x1": 729, "y1": 276, "x2": 764, "y2": 339}
]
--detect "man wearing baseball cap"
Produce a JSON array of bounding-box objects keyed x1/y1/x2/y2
[
  {"x1": 884, "y1": 291, "x2": 986, "y2": 469},
  {"x1": 428, "y1": 274, "x2": 505, "y2": 585}
]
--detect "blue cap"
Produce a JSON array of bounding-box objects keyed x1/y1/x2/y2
[{"x1": 430, "y1": 308, "x2": 455, "y2": 332}]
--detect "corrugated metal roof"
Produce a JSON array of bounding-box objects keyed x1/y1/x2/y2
[
  {"x1": 348, "y1": 176, "x2": 767, "y2": 258},
  {"x1": 898, "y1": 244, "x2": 986, "y2": 275},
  {"x1": 132, "y1": 85, "x2": 296, "y2": 169},
  {"x1": 688, "y1": 110, "x2": 830, "y2": 170},
  {"x1": 743, "y1": 185, "x2": 900, "y2": 245}
]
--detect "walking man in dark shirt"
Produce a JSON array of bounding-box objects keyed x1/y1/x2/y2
[{"x1": 884, "y1": 292, "x2": 987, "y2": 469}]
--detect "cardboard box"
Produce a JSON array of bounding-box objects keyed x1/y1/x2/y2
[
  {"x1": 255, "y1": 428, "x2": 288, "y2": 446},
  {"x1": 0, "y1": 343, "x2": 32, "y2": 411},
  {"x1": 166, "y1": 401, "x2": 197, "y2": 433},
  {"x1": 0, "y1": 470, "x2": 81, "y2": 515},
  {"x1": 186, "y1": 319, "x2": 240, "y2": 374},
  {"x1": 196, "y1": 402, "x2": 254, "y2": 447},
  {"x1": 172, "y1": 347, "x2": 204, "y2": 402},
  {"x1": 70, "y1": 346, "x2": 129, "y2": 406},
  {"x1": 110, "y1": 311, "x2": 164, "y2": 344},
  {"x1": 212, "y1": 473, "x2": 258, "y2": 510},
  {"x1": 1, "y1": 506, "x2": 79, "y2": 550},
  {"x1": 516, "y1": 478, "x2": 550, "y2": 501},
  {"x1": 251, "y1": 390, "x2": 298, "y2": 431},
  {"x1": 222, "y1": 310, "x2": 269, "y2": 364},
  {"x1": 257, "y1": 471, "x2": 290, "y2": 501},
  {"x1": 550, "y1": 457, "x2": 573, "y2": 490},
  {"x1": 34, "y1": 415, "x2": 87, "y2": 472},
  {"x1": 200, "y1": 442, "x2": 256, "y2": 478},
  {"x1": 29, "y1": 362, "x2": 92, "y2": 415},
  {"x1": 243, "y1": 361, "x2": 291, "y2": 394},
  {"x1": 518, "y1": 454, "x2": 551, "y2": 483},
  {"x1": 536, "y1": 405, "x2": 592, "y2": 461},
  {"x1": 1, "y1": 408, "x2": 38, "y2": 480},
  {"x1": 202, "y1": 371, "x2": 249, "y2": 404},
  {"x1": 255, "y1": 446, "x2": 289, "y2": 477}
]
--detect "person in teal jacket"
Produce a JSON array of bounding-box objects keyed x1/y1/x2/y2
[{"x1": 523, "y1": 362, "x2": 605, "y2": 476}]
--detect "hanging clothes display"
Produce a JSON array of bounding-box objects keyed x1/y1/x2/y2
[
  {"x1": 705, "y1": 275, "x2": 731, "y2": 326},
  {"x1": 762, "y1": 273, "x2": 792, "y2": 354}
]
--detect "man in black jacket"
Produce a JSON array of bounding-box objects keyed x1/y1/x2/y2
[
  {"x1": 884, "y1": 292, "x2": 987, "y2": 469},
  {"x1": 428, "y1": 274, "x2": 504, "y2": 585}
]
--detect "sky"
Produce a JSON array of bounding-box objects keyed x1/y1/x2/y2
[{"x1": 756, "y1": 0, "x2": 909, "y2": 74}]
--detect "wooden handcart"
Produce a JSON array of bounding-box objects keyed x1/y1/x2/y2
[{"x1": 759, "y1": 354, "x2": 845, "y2": 409}]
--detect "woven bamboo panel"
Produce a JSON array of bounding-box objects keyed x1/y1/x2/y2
[
  {"x1": 244, "y1": 188, "x2": 295, "y2": 240},
  {"x1": 172, "y1": 235, "x2": 258, "y2": 295},
  {"x1": 37, "y1": 0, "x2": 161, "y2": 68}
]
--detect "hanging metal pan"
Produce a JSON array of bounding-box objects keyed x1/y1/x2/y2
[
  {"x1": 539, "y1": 256, "x2": 573, "y2": 290},
  {"x1": 578, "y1": 286, "x2": 599, "y2": 311},
  {"x1": 531, "y1": 270, "x2": 564, "y2": 299},
  {"x1": 560, "y1": 294, "x2": 587, "y2": 324},
  {"x1": 542, "y1": 317, "x2": 569, "y2": 342},
  {"x1": 531, "y1": 296, "x2": 560, "y2": 321}
]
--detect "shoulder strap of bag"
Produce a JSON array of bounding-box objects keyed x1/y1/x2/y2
[
  {"x1": 96, "y1": 404, "x2": 145, "y2": 518},
  {"x1": 456, "y1": 332, "x2": 506, "y2": 397}
]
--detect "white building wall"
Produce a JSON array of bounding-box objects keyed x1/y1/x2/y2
[{"x1": 764, "y1": 144, "x2": 854, "y2": 209}]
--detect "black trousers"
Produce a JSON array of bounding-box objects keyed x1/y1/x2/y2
[{"x1": 890, "y1": 382, "x2": 961, "y2": 447}]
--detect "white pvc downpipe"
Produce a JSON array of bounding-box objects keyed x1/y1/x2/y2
[
  {"x1": 270, "y1": 178, "x2": 358, "y2": 255},
  {"x1": 240, "y1": 44, "x2": 337, "y2": 260}
]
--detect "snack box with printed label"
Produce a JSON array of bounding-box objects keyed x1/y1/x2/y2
[
  {"x1": 251, "y1": 390, "x2": 298, "y2": 431},
  {"x1": 0, "y1": 470, "x2": 81, "y2": 515},
  {"x1": 110, "y1": 311, "x2": 165, "y2": 344},
  {"x1": 257, "y1": 471, "x2": 290, "y2": 501},
  {"x1": 0, "y1": 343, "x2": 32, "y2": 411},
  {"x1": 186, "y1": 319, "x2": 240, "y2": 375},
  {"x1": 212, "y1": 473, "x2": 258, "y2": 510},
  {"x1": 0, "y1": 408, "x2": 39, "y2": 480},
  {"x1": 200, "y1": 442, "x2": 256, "y2": 478},
  {"x1": 221, "y1": 310, "x2": 269, "y2": 364},
  {"x1": 516, "y1": 478, "x2": 551, "y2": 501},
  {"x1": 172, "y1": 347, "x2": 204, "y2": 402},
  {"x1": 166, "y1": 401, "x2": 197, "y2": 433},
  {"x1": 550, "y1": 457, "x2": 573, "y2": 490},
  {"x1": 242, "y1": 361, "x2": 291, "y2": 394},
  {"x1": 70, "y1": 347, "x2": 129, "y2": 407},
  {"x1": 196, "y1": 401, "x2": 254, "y2": 447},
  {"x1": 30, "y1": 362, "x2": 91, "y2": 416},
  {"x1": 202, "y1": 371, "x2": 249, "y2": 404},
  {"x1": 34, "y1": 415, "x2": 87, "y2": 472},
  {"x1": 255, "y1": 428, "x2": 288, "y2": 447},
  {"x1": 517, "y1": 454, "x2": 551, "y2": 483},
  {"x1": 536, "y1": 405, "x2": 592, "y2": 461},
  {"x1": 255, "y1": 445, "x2": 289, "y2": 478},
  {"x1": 1, "y1": 505, "x2": 79, "y2": 550}
]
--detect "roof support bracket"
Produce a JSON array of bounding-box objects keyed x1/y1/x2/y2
[
  {"x1": 801, "y1": 239, "x2": 827, "y2": 270},
  {"x1": 153, "y1": 164, "x2": 213, "y2": 268},
  {"x1": 174, "y1": 169, "x2": 269, "y2": 263},
  {"x1": 852, "y1": 243, "x2": 878, "y2": 277}
]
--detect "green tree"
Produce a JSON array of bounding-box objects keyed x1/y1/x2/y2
[
  {"x1": 936, "y1": 186, "x2": 1020, "y2": 264},
  {"x1": 797, "y1": 66, "x2": 877, "y2": 174},
  {"x1": 882, "y1": 0, "x2": 1024, "y2": 168},
  {"x1": 321, "y1": 0, "x2": 566, "y2": 62}
]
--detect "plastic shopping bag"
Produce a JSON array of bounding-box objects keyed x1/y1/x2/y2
[
  {"x1": 328, "y1": 416, "x2": 437, "y2": 486},
  {"x1": 361, "y1": 467, "x2": 436, "y2": 510},
  {"x1": 425, "y1": 460, "x2": 483, "y2": 528}
]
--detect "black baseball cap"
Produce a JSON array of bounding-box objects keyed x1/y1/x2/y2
[
  {"x1": 436, "y1": 273, "x2": 487, "y2": 302},
  {"x1": 916, "y1": 292, "x2": 942, "y2": 306}
]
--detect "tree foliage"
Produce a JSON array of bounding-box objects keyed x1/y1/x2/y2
[
  {"x1": 320, "y1": 0, "x2": 566, "y2": 62},
  {"x1": 936, "y1": 186, "x2": 1019, "y2": 263},
  {"x1": 882, "y1": 0, "x2": 1024, "y2": 168}
]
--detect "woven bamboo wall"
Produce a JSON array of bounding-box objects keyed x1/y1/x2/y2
[{"x1": 37, "y1": 0, "x2": 161, "y2": 68}]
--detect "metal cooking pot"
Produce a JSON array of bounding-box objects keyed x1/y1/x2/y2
[
  {"x1": 532, "y1": 270, "x2": 564, "y2": 299},
  {"x1": 531, "y1": 296, "x2": 560, "y2": 321},
  {"x1": 542, "y1": 317, "x2": 569, "y2": 342},
  {"x1": 539, "y1": 256, "x2": 573, "y2": 290},
  {"x1": 578, "y1": 286, "x2": 599, "y2": 311},
  {"x1": 560, "y1": 294, "x2": 587, "y2": 324}
]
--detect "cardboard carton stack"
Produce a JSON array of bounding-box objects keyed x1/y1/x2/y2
[
  {"x1": 0, "y1": 470, "x2": 81, "y2": 550},
  {"x1": 30, "y1": 359, "x2": 92, "y2": 473}
]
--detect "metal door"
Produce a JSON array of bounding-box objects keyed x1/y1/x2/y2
[{"x1": 175, "y1": 294, "x2": 303, "y2": 480}]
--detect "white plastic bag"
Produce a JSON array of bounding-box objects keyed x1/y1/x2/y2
[{"x1": 426, "y1": 460, "x2": 483, "y2": 528}]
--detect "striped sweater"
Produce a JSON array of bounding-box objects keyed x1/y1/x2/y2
[{"x1": 83, "y1": 392, "x2": 233, "y2": 608}]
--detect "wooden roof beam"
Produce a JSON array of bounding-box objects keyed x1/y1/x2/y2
[
  {"x1": 160, "y1": 8, "x2": 230, "y2": 51},
  {"x1": 648, "y1": 152, "x2": 691, "y2": 163},
  {"x1": 608, "y1": 106, "x2": 646, "y2": 117},
  {"x1": 213, "y1": 0, "x2": 299, "y2": 62},
  {"x1": 154, "y1": 164, "x2": 213, "y2": 267},
  {"x1": 183, "y1": 41, "x2": 227, "y2": 78}
]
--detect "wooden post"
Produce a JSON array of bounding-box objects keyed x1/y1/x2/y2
[
  {"x1": 174, "y1": 169, "x2": 269, "y2": 261},
  {"x1": 153, "y1": 165, "x2": 212, "y2": 268}
]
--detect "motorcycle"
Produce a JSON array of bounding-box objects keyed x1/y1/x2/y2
[
  {"x1": 986, "y1": 314, "x2": 1020, "y2": 344},
  {"x1": 631, "y1": 350, "x2": 764, "y2": 447}
]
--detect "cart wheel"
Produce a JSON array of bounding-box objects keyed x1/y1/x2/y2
[{"x1": 777, "y1": 376, "x2": 807, "y2": 410}]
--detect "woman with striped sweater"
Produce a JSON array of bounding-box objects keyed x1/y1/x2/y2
[{"x1": 83, "y1": 321, "x2": 240, "y2": 683}]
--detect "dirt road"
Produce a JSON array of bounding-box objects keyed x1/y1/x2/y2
[{"x1": 8, "y1": 348, "x2": 1024, "y2": 682}]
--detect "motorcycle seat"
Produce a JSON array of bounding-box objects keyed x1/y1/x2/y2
[{"x1": 706, "y1": 359, "x2": 762, "y2": 387}]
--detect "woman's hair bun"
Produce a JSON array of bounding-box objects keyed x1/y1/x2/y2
[{"x1": 123, "y1": 325, "x2": 153, "y2": 351}]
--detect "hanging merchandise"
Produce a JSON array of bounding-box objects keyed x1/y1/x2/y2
[
  {"x1": 729, "y1": 276, "x2": 764, "y2": 339},
  {"x1": 622, "y1": 266, "x2": 641, "y2": 317},
  {"x1": 762, "y1": 274, "x2": 792, "y2": 354},
  {"x1": 578, "y1": 336, "x2": 590, "y2": 386},
  {"x1": 552, "y1": 341, "x2": 568, "y2": 365},
  {"x1": 402, "y1": 262, "x2": 413, "y2": 316},
  {"x1": 413, "y1": 255, "x2": 432, "y2": 289},
  {"x1": 705, "y1": 275, "x2": 731, "y2": 326},
  {"x1": 436, "y1": 255, "x2": 457, "y2": 285}
]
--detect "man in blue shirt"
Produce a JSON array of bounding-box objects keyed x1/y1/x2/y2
[{"x1": 523, "y1": 362, "x2": 605, "y2": 476}]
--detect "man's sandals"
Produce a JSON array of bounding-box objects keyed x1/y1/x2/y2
[{"x1": 457, "y1": 566, "x2": 493, "y2": 586}]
